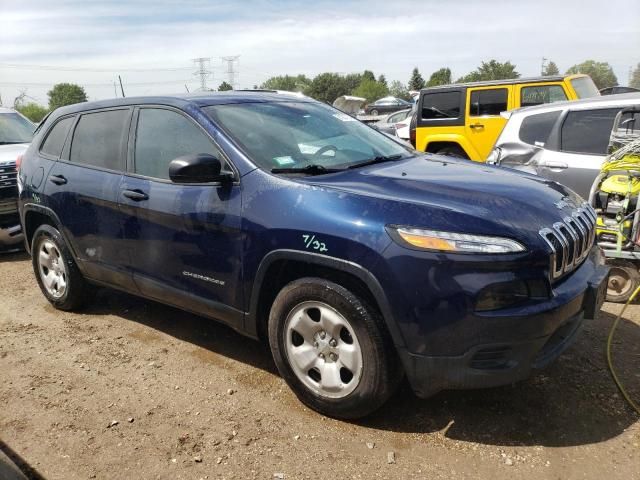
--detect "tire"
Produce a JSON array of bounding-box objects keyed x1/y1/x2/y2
[
  {"x1": 268, "y1": 277, "x2": 402, "y2": 419},
  {"x1": 606, "y1": 259, "x2": 639, "y2": 303},
  {"x1": 370, "y1": 109, "x2": 379, "y2": 116},
  {"x1": 435, "y1": 146, "x2": 468, "y2": 158},
  {"x1": 31, "y1": 224, "x2": 90, "y2": 311}
]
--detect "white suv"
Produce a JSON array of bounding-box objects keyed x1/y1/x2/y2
[{"x1": 488, "y1": 93, "x2": 640, "y2": 198}]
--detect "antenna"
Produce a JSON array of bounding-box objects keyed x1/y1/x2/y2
[
  {"x1": 192, "y1": 57, "x2": 212, "y2": 91},
  {"x1": 221, "y1": 55, "x2": 240, "y2": 89}
]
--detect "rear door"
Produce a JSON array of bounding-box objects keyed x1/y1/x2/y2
[
  {"x1": 465, "y1": 86, "x2": 513, "y2": 160},
  {"x1": 44, "y1": 107, "x2": 134, "y2": 287},
  {"x1": 536, "y1": 107, "x2": 622, "y2": 198},
  {"x1": 118, "y1": 106, "x2": 243, "y2": 327}
]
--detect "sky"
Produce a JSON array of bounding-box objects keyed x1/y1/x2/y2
[{"x1": 0, "y1": 0, "x2": 639, "y2": 107}]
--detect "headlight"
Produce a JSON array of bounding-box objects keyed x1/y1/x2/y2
[{"x1": 390, "y1": 227, "x2": 526, "y2": 254}]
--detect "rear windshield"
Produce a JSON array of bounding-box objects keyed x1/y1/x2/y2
[
  {"x1": 570, "y1": 77, "x2": 599, "y2": 99},
  {"x1": 0, "y1": 112, "x2": 35, "y2": 145},
  {"x1": 204, "y1": 101, "x2": 409, "y2": 171}
]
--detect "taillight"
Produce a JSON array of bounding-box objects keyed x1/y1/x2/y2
[{"x1": 16, "y1": 154, "x2": 24, "y2": 171}]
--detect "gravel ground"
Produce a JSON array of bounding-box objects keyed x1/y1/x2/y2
[{"x1": 1, "y1": 251, "x2": 639, "y2": 480}]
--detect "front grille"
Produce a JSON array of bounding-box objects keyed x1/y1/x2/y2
[
  {"x1": 0, "y1": 161, "x2": 17, "y2": 190},
  {"x1": 539, "y1": 202, "x2": 596, "y2": 280},
  {"x1": 470, "y1": 346, "x2": 512, "y2": 370}
]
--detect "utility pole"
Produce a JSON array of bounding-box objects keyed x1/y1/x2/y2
[
  {"x1": 118, "y1": 75, "x2": 126, "y2": 97},
  {"x1": 541, "y1": 57, "x2": 548, "y2": 76},
  {"x1": 193, "y1": 57, "x2": 212, "y2": 91},
  {"x1": 221, "y1": 55, "x2": 240, "y2": 89}
]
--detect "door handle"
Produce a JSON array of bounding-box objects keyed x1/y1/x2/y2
[
  {"x1": 49, "y1": 174, "x2": 67, "y2": 185},
  {"x1": 470, "y1": 123, "x2": 484, "y2": 130},
  {"x1": 122, "y1": 189, "x2": 149, "y2": 201},
  {"x1": 539, "y1": 160, "x2": 568, "y2": 170}
]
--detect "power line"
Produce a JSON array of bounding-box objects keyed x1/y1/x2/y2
[
  {"x1": 0, "y1": 62, "x2": 193, "y2": 73},
  {"x1": 0, "y1": 79, "x2": 195, "y2": 87},
  {"x1": 192, "y1": 57, "x2": 212, "y2": 91}
]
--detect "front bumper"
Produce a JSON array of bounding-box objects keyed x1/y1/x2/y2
[{"x1": 397, "y1": 253, "x2": 609, "y2": 398}]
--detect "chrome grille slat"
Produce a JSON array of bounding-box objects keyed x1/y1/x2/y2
[
  {"x1": 0, "y1": 162, "x2": 17, "y2": 190},
  {"x1": 539, "y1": 202, "x2": 596, "y2": 280}
]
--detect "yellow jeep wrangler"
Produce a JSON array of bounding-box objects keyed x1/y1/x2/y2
[{"x1": 413, "y1": 74, "x2": 598, "y2": 161}]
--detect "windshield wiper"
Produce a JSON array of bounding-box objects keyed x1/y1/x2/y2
[
  {"x1": 271, "y1": 164, "x2": 344, "y2": 175},
  {"x1": 348, "y1": 154, "x2": 403, "y2": 169}
]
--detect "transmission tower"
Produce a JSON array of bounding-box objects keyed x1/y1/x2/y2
[
  {"x1": 192, "y1": 57, "x2": 212, "y2": 91},
  {"x1": 221, "y1": 55, "x2": 240, "y2": 89}
]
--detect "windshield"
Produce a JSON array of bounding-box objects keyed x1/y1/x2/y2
[
  {"x1": 0, "y1": 112, "x2": 35, "y2": 144},
  {"x1": 204, "y1": 101, "x2": 411, "y2": 172},
  {"x1": 571, "y1": 76, "x2": 599, "y2": 99}
]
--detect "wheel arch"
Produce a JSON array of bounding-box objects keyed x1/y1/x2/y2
[
  {"x1": 22, "y1": 204, "x2": 72, "y2": 256},
  {"x1": 246, "y1": 249, "x2": 406, "y2": 349}
]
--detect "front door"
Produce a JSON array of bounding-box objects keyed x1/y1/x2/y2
[
  {"x1": 118, "y1": 106, "x2": 243, "y2": 327},
  {"x1": 465, "y1": 86, "x2": 512, "y2": 161}
]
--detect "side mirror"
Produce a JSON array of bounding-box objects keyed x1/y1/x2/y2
[{"x1": 168, "y1": 153, "x2": 232, "y2": 184}]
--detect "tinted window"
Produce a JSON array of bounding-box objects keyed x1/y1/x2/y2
[
  {"x1": 421, "y1": 91, "x2": 460, "y2": 119},
  {"x1": 70, "y1": 109, "x2": 129, "y2": 170},
  {"x1": 134, "y1": 108, "x2": 221, "y2": 180},
  {"x1": 40, "y1": 117, "x2": 74, "y2": 157},
  {"x1": 519, "y1": 111, "x2": 561, "y2": 146},
  {"x1": 520, "y1": 85, "x2": 567, "y2": 107},
  {"x1": 561, "y1": 108, "x2": 620, "y2": 154},
  {"x1": 469, "y1": 89, "x2": 507, "y2": 116}
]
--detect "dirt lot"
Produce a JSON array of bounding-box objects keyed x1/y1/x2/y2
[{"x1": 1, "y1": 252, "x2": 639, "y2": 480}]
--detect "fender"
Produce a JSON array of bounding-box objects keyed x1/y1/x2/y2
[
  {"x1": 20, "y1": 203, "x2": 75, "y2": 256},
  {"x1": 419, "y1": 132, "x2": 481, "y2": 161},
  {"x1": 245, "y1": 249, "x2": 406, "y2": 348}
]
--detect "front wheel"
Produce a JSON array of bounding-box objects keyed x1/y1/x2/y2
[
  {"x1": 369, "y1": 109, "x2": 379, "y2": 116},
  {"x1": 268, "y1": 277, "x2": 401, "y2": 419},
  {"x1": 32, "y1": 224, "x2": 90, "y2": 311}
]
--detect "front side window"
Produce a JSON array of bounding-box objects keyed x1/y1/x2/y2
[
  {"x1": 0, "y1": 112, "x2": 35, "y2": 145},
  {"x1": 520, "y1": 85, "x2": 567, "y2": 107},
  {"x1": 134, "y1": 108, "x2": 222, "y2": 180},
  {"x1": 205, "y1": 101, "x2": 410, "y2": 171},
  {"x1": 421, "y1": 91, "x2": 460, "y2": 119},
  {"x1": 469, "y1": 88, "x2": 508, "y2": 116},
  {"x1": 561, "y1": 108, "x2": 620, "y2": 155},
  {"x1": 70, "y1": 109, "x2": 129, "y2": 170},
  {"x1": 518, "y1": 111, "x2": 561, "y2": 146},
  {"x1": 40, "y1": 116, "x2": 74, "y2": 158}
]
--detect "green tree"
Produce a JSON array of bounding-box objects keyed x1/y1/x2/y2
[
  {"x1": 543, "y1": 60, "x2": 560, "y2": 76},
  {"x1": 16, "y1": 102, "x2": 49, "y2": 123},
  {"x1": 457, "y1": 60, "x2": 519, "y2": 82},
  {"x1": 304, "y1": 73, "x2": 351, "y2": 103},
  {"x1": 217, "y1": 81, "x2": 233, "y2": 91},
  {"x1": 389, "y1": 80, "x2": 411, "y2": 101},
  {"x1": 377, "y1": 74, "x2": 387, "y2": 88},
  {"x1": 362, "y1": 70, "x2": 376, "y2": 82},
  {"x1": 566, "y1": 60, "x2": 618, "y2": 89},
  {"x1": 343, "y1": 73, "x2": 363, "y2": 93},
  {"x1": 426, "y1": 67, "x2": 452, "y2": 87},
  {"x1": 630, "y1": 63, "x2": 640, "y2": 89},
  {"x1": 47, "y1": 83, "x2": 87, "y2": 110},
  {"x1": 408, "y1": 67, "x2": 425, "y2": 90},
  {"x1": 261, "y1": 74, "x2": 310, "y2": 92},
  {"x1": 352, "y1": 79, "x2": 389, "y2": 103}
]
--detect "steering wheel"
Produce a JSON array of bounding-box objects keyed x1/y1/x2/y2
[{"x1": 313, "y1": 145, "x2": 338, "y2": 157}]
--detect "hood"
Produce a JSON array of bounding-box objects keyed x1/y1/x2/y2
[
  {"x1": 0, "y1": 143, "x2": 29, "y2": 164},
  {"x1": 302, "y1": 155, "x2": 584, "y2": 244},
  {"x1": 332, "y1": 96, "x2": 366, "y2": 115}
]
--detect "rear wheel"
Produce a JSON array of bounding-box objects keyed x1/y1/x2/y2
[
  {"x1": 268, "y1": 277, "x2": 401, "y2": 419},
  {"x1": 32, "y1": 224, "x2": 90, "y2": 311},
  {"x1": 435, "y1": 145, "x2": 468, "y2": 158},
  {"x1": 606, "y1": 260, "x2": 639, "y2": 303},
  {"x1": 370, "y1": 109, "x2": 379, "y2": 116}
]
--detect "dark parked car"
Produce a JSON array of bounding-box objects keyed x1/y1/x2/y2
[
  {"x1": 18, "y1": 92, "x2": 608, "y2": 419},
  {"x1": 600, "y1": 86, "x2": 639, "y2": 95},
  {"x1": 364, "y1": 96, "x2": 412, "y2": 116}
]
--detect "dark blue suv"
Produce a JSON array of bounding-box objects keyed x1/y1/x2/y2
[{"x1": 18, "y1": 92, "x2": 608, "y2": 419}]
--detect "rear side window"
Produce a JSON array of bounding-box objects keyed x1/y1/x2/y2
[
  {"x1": 520, "y1": 85, "x2": 567, "y2": 107},
  {"x1": 421, "y1": 91, "x2": 460, "y2": 119},
  {"x1": 70, "y1": 109, "x2": 129, "y2": 170},
  {"x1": 561, "y1": 108, "x2": 620, "y2": 155},
  {"x1": 519, "y1": 111, "x2": 561, "y2": 146},
  {"x1": 469, "y1": 88, "x2": 507, "y2": 116},
  {"x1": 40, "y1": 117, "x2": 74, "y2": 157},
  {"x1": 134, "y1": 108, "x2": 222, "y2": 180}
]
